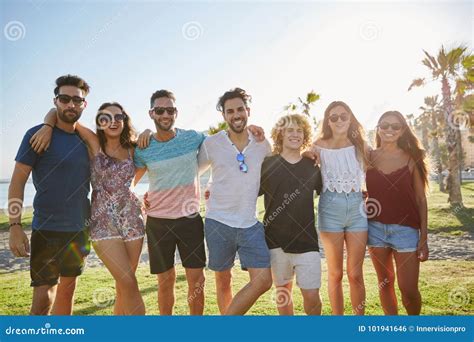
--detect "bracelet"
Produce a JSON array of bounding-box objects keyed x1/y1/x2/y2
[
  {"x1": 9, "y1": 222, "x2": 22, "y2": 228},
  {"x1": 44, "y1": 123, "x2": 54, "y2": 129}
]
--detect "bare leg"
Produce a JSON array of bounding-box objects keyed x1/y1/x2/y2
[
  {"x1": 185, "y1": 268, "x2": 205, "y2": 315},
  {"x1": 225, "y1": 268, "x2": 272, "y2": 315},
  {"x1": 51, "y1": 276, "x2": 77, "y2": 315},
  {"x1": 345, "y1": 231, "x2": 367, "y2": 315},
  {"x1": 157, "y1": 267, "x2": 176, "y2": 315},
  {"x1": 31, "y1": 284, "x2": 56, "y2": 315},
  {"x1": 93, "y1": 239, "x2": 145, "y2": 315},
  {"x1": 393, "y1": 251, "x2": 421, "y2": 315},
  {"x1": 300, "y1": 288, "x2": 322, "y2": 315},
  {"x1": 275, "y1": 282, "x2": 293, "y2": 315},
  {"x1": 320, "y1": 232, "x2": 345, "y2": 315},
  {"x1": 215, "y1": 270, "x2": 233, "y2": 314},
  {"x1": 369, "y1": 247, "x2": 398, "y2": 315}
]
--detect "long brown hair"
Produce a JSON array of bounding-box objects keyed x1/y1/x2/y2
[
  {"x1": 318, "y1": 101, "x2": 368, "y2": 168},
  {"x1": 375, "y1": 111, "x2": 430, "y2": 192},
  {"x1": 96, "y1": 102, "x2": 137, "y2": 158}
]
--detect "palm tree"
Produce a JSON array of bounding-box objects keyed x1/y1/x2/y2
[
  {"x1": 284, "y1": 90, "x2": 321, "y2": 130},
  {"x1": 409, "y1": 45, "x2": 468, "y2": 206},
  {"x1": 419, "y1": 96, "x2": 445, "y2": 191},
  {"x1": 207, "y1": 121, "x2": 228, "y2": 135}
]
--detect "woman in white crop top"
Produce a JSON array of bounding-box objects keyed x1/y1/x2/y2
[{"x1": 313, "y1": 101, "x2": 370, "y2": 315}]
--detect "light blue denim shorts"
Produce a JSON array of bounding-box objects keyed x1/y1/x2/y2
[
  {"x1": 204, "y1": 218, "x2": 271, "y2": 271},
  {"x1": 317, "y1": 191, "x2": 368, "y2": 233},
  {"x1": 367, "y1": 220, "x2": 419, "y2": 252}
]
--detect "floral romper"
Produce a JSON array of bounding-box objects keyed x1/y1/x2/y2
[{"x1": 89, "y1": 149, "x2": 145, "y2": 242}]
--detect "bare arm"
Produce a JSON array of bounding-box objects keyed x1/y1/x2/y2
[
  {"x1": 134, "y1": 167, "x2": 147, "y2": 187},
  {"x1": 411, "y1": 160, "x2": 429, "y2": 261},
  {"x1": 75, "y1": 122, "x2": 100, "y2": 157},
  {"x1": 8, "y1": 162, "x2": 32, "y2": 257},
  {"x1": 29, "y1": 108, "x2": 57, "y2": 153}
]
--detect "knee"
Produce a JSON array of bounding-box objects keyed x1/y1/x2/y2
[
  {"x1": 253, "y1": 274, "x2": 273, "y2": 294},
  {"x1": 158, "y1": 270, "x2": 176, "y2": 291},
  {"x1": 328, "y1": 269, "x2": 343, "y2": 283},
  {"x1": 189, "y1": 273, "x2": 206, "y2": 290},
  {"x1": 216, "y1": 272, "x2": 232, "y2": 292},
  {"x1": 56, "y1": 279, "x2": 77, "y2": 298},
  {"x1": 347, "y1": 269, "x2": 364, "y2": 285},
  {"x1": 399, "y1": 286, "x2": 420, "y2": 302},
  {"x1": 117, "y1": 274, "x2": 139, "y2": 292}
]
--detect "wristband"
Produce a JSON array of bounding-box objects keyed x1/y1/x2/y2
[
  {"x1": 9, "y1": 222, "x2": 22, "y2": 228},
  {"x1": 44, "y1": 123, "x2": 54, "y2": 129}
]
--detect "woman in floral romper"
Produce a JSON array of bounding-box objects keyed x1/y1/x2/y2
[{"x1": 33, "y1": 102, "x2": 146, "y2": 315}]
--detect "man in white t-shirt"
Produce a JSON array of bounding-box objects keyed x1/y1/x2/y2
[{"x1": 198, "y1": 88, "x2": 273, "y2": 315}]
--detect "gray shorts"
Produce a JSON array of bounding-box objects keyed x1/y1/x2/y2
[{"x1": 204, "y1": 218, "x2": 270, "y2": 271}]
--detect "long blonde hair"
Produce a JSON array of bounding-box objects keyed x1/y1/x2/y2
[{"x1": 318, "y1": 101, "x2": 368, "y2": 168}]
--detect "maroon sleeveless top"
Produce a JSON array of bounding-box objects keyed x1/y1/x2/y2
[{"x1": 366, "y1": 159, "x2": 421, "y2": 229}]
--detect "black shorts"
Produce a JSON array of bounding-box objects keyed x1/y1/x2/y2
[
  {"x1": 146, "y1": 214, "x2": 206, "y2": 274},
  {"x1": 30, "y1": 230, "x2": 90, "y2": 287}
]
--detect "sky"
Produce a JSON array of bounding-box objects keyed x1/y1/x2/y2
[{"x1": 0, "y1": 0, "x2": 472, "y2": 180}]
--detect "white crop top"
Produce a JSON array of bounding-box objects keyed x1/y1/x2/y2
[{"x1": 316, "y1": 145, "x2": 365, "y2": 193}]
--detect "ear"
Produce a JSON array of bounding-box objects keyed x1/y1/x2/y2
[
  {"x1": 149, "y1": 109, "x2": 155, "y2": 120},
  {"x1": 83, "y1": 100, "x2": 87, "y2": 109},
  {"x1": 53, "y1": 97, "x2": 57, "y2": 106},
  {"x1": 247, "y1": 107, "x2": 251, "y2": 117},
  {"x1": 221, "y1": 112, "x2": 226, "y2": 121},
  {"x1": 175, "y1": 109, "x2": 178, "y2": 119}
]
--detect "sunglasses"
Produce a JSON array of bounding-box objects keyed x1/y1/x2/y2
[
  {"x1": 56, "y1": 94, "x2": 86, "y2": 105},
  {"x1": 96, "y1": 113, "x2": 126, "y2": 127},
  {"x1": 152, "y1": 107, "x2": 177, "y2": 115},
  {"x1": 236, "y1": 152, "x2": 248, "y2": 173},
  {"x1": 378, "y1": 122, "x2": 403, "y2": 131},
  {"x1": 328, "y1": 113, "x2": 349, "y2": 123}
]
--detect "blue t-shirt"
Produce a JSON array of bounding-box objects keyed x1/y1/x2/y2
[{"x1": 15, "y1": 124, "x2": 91, "y2": 232}]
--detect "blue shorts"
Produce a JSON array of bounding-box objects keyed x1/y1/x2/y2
[
  {"x1": 317, "y1": 191, "x2": 368, "y2": 233},
  {"x1": 204, "y1": 218, "x2": 271, "y2": 271},
  {"x1": 367, "y1": 220, "x2": 419, "y2": 252}
]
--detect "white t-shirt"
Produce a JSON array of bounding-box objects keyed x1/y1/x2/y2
[{"x1": 198, "y1": 130, "x2": 272, "y2": 228}]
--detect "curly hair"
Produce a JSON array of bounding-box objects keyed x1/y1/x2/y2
[{"x1": 271, "y1": 114, "x2": 313, "y2": 154}]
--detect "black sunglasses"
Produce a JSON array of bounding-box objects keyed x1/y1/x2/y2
[
  {"x1": 378, "y1": 122, "x2": 403, "y2": 131},
  {"x1": 328, "y1": 113, "x2": 349, "y2": 123},
  {"x1": 56, "y1": 94, "x2": 86, "y2": 105},
  {"x1": 152, "y1": 107, "x2": 177, "y2": 115},
  {"x1": 96, "y1": 112, "x2": 126, "y2": 127}
]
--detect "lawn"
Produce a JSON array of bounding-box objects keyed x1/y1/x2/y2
[{"x1": 0, "y1": 260, "x2": 473, "y2": 315}]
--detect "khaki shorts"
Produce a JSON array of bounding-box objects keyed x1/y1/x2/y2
[{"x1": 270, "y1": 248, "x2": 321, "y2": 290}]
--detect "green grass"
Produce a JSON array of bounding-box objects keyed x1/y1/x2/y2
[
  {"x1": 1, "y1": 181, "x2": 473, "y2": 235},
  {"x1": 0, "y1": 261, "x2": 472, "y2": 315}
]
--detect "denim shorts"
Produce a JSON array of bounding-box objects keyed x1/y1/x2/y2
[
  {"x1": 317, "y1": 191, "x2": 368, "y2": 233},
  {"x1": 204, "y1": 218, "x2": 271, "y2": 271},
  {"x1": 367, "y1": 220, "x2": 419, "y2": 252}
]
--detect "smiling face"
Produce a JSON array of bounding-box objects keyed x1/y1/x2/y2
[
  {"x1": 282, "y1": 122, "x2": 305, "y2": 152},
  {"x1": 150, "y1": 97, "x2": 177, "y2": 132},
  {"x1": 327, "y1": 105, "x2": 351, "y2": 136},
  {"x1": 222, "y1": 97, "x2": 249, "y2": 134},
  {"x1": 99, "y1": 105, "x2": 125, "y2": 139},
  {"x1": 377, "y1": 114, "x2": 405, "y2": 144}
]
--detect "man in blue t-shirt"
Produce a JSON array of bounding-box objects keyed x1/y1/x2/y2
[{"x1": 8, "y1": 74, "x2": 91, "y2": 315}]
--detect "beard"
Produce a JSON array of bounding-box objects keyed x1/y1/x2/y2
[
  {"x1": 58, "y1": 108, "x2": 82, "y2": 123},
  {"x1": 154, "y1": 117, "x2": 175, "y2": 131},
  {"x1": 227, "y1": 117, "x2": 247, "y2": 134}
]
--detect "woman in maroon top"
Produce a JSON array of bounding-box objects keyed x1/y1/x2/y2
[{"x1": 366, "y1": 110, "x2": 429, "y2": 315}]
